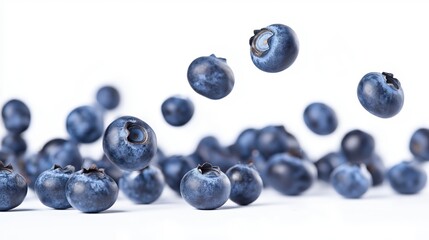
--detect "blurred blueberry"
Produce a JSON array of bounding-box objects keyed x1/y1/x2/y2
[
  {"x1": 1, "y1": 133, "x2": 27, "y2": 156},
  {"x1": 340, "y1": 129, "x2": 375, "y2": 163},
  {"x1": 255, "y1": 125, "x2": 302, "y2": 160},
  {"x1": 82, "y1": 155, "x2": 123, "y2": 184},
  {"x1": 194, "y1": 135, "x2": 239, "y2": 172},
  {"x1": 38, "y1": 138, "x2": 83, "y2": 173},
  {"x1": 387, "y1": 161, "x2": 427, "y2": 194},
  {"x1": 96, "y1": 85, "x2": 120, "y2": 110},
  {"x1": 230, "y1": 127, "x2": 259, "y2": 161},
  {"x1": 314, "y1": 152, "x2": 347, "y2": 182},
  {"x1": 1, "y1": 99, "x2": 31, "y2": 134},
  {"x1": 330, "y1": 163, "x2": 371, "y2": 199},
  {"x1": 66, "y1": 105, "x2": 104, "y2": 144},
  {"x1": 159, "y1": 155, "x2": 194, "y2": 195},
  {"x1": 364, "y1": 153, "x2": 386, "y2": 186},
  {"x1": 409, "y1": 128, "x2": 429, "y2": 162},
  {"x1": 161, "y1": 95, "x2": 194, "y2": 127},
  {"x1": 303, "y1": 102, "x2": 338, "y2": 135}
]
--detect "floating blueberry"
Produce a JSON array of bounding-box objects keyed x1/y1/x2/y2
[
  {"x1": 1, "y1": 133, "x2": 27, "y2": 156},
  {"x1": 180, "y1": 163, "x2": 231, "y2": 210},
  {"x1": 66, "y1": 105, "x2": 104, "y2": 144},
  {"x1": 340, "y1": 129, "x2": 375, "y2": 163},
  {"x1": 226, "y1": 163, "x2": 263, "y2": 206},
  {"x1": 249, "y1": 24, "x2": 299, "y2": 73},
  {"x1": 1, "y1": 99, "x2": 31, "y2": 134},
  {"x1": 0, "y1": 162, "x2": 28, "y2": 211},
  {"x1": 66, "y1": 165, "x2": 118, "y2": 213},
  {"x1": 409, "y1": 128, "x2": 429, "y2": 162},
  {"x1": 96, "y1": 85, "x2": 120, "y2": 110},
  {"x1": 103, "y1": 116, "x2": 157, "y2": 171},
  {"x1": 161, "y1": 95, "x2": 194, "y2": 127},
  {"x1": 330, "y1": 163, "x2": 371, "y2": 199},
  {"x1": 357, "y1": 72, "x2": 404, "y2": 118},
  {"x1": 119, "y1": 165, "x2": 165, "y2": 204},
  {"x1": 303, "y1": 102, "x2": 338, "y2": 135},
  {"x1": 34, "y1": 165, "x2": 75, "y2": 209},
  {"x1": 187, "y1": 54, "x2": 235, "y2": 100},
  {"x1": 387, "y1": 161, "x2": 427, "y2": 195}
]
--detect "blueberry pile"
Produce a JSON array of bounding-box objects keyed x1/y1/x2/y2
[{"x1": 0, "y1": 22, "x2": 426, "y2": 213}]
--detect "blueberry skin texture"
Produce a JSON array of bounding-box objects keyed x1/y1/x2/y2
[
  {"x1": 66, "y1": 166, "x2": 119, "y2": 213},
  {"x1": 103, "y1": 116, "x2": 157, "y2": 171},
  {"x1": 226, "y1": 163, "x2": 263, "y2": 205},
  {"x1": 265, "y1": 153, "x2": 313, "y2": 196},
  {"x1": 0, "y1": 163, "x2": 28, "y2": 211},
  {"x1": 340, "y1": 129, "x2": 375, "y2": 163},
  {"x1": 34, "y1": 165, "x2": 75, "y2": 209},
  {"x1": 96, "y1": 85, "x2": 120, "y2": 110},
  {"x1": 409, "y1": 128, "x2": 429, "y2": 162},
  {"x1": 330, "y1": 163, "x2": 371, "y2": 199},
  {"x1": 180, "y1": 163, "x2": 231, "y2": 210},
  {"x1": 249, "y1": 24, "x2": 299, "y2": 73},
  {"x1": 187, "y1": 54, "x2": 235, "y2": 100},
  {"x1": 357, "y1": 72, "x2": 404, "y2": 118},
  {"x1": 119, "y1": 165, "x2": 164, "y2": 204},
  {"x1": 303, "y1": 102, "x2": 338, "y2": 135},
  {"x1": 161, "y1": 95, "x2": 194, "y2": 127},
  {"x1": 1, "y1": 99, "x2": 31, "y2": 134},
  {"x1": 159, "y1": 155, "x2": 194, "y2": 195},
  {"x1": 66, "y1": 105, "x2": 104, "y2": 144},
  {"x1": 387, "y1": 161, "x2": 427, "y2": 194},
  {"x1": 1, "y1": 133, "x2": 27, "y2": 156},
  {"x1": 315, "y1": 152, "x2": 347, "y2": 182}
]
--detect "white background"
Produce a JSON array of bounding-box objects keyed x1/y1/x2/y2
[{"x1": 1, "y1": 0, "x2": 429, "y2": 239}]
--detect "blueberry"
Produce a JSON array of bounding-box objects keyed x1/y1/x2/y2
[
  {"x1": 364, "y1": 153, "x2": 386, "y2": 186},
  {"x1": 303, "y1": 102, "x2": 338, "y2": 135},
  {"x1": 1, "y1": 133, "x2": 27, "y2": 156},
  {"x1": 255, "y1": 125, "x2": 302, "y2": 160},
  {"x1": 66, "y1": 105, "x2": 104, "y2": 144},
  {"x1": 387, "y1": 161, "x2": 427, "y2": 195},
  {"x1": 180, "y1": 163, "x2": 231, "y2": 210},
  {"x1": 34, "y1": 165, "x2": 75, "y2": 209},
  {"x1": 82, "y1": 155, "x2": 123, "y2": 184},
  {"x1": 194, "y1": 135, "x2": 239, "y2": 172},
  {"x1": 265, "y1": 153, "x2": 313, "y2": 196},
  {"x1": 20, "y1": 153, "x2": 41, "y2": 189},
  {"x1": 96, "y1": 85, "x2": 120, "y2": 110},
  {"x1": 38, "y1": 138, "x2": 83, "y2": 174},
  {"x1": 66, "y1": 165, "x2": 119, "y2": 213},
  {"x1": 161, "y1": 95, "x2": 194, "y2": 127},
  {"x1": 314, "y1": 152, "x2": 347, "y2": 182},
  {"x1": 0, "y1": 162, "x2": 28, "y2": 211},
  {"x1": 330, "y1": 163, "x2": 371, "y2": 199},
  {"x1": 159, "y1": 155, "x2": 194, "y2": 195},
  {"x1": 409, "y1": 128, "x2": 429, "y2": 162},
  {"x1": 103, "y1": 116, "x2": 157, "y2": 171},
  {"x1": 226, "y1": 163, "x2": 263, "y2": 206},
  {"x1": 187, "y1": 54, "x2": 235, "y2": 100},
  {"x1": 230, "y1": 128, "x2": 259, "y2": 161},
  {"x1": 340, "y1": 129, "x2": 375, "y2": 163},
  {"x1": 249, "y1": 24, "x2": 299, "y2": 73},
  {"x1": 357, "y1": 72, "x2": 404, "y2": 118},
  {"x1": 1, "y1": 99, "x2": 31, "y2": 134},
  {"x1": 119, "y1": 165, "x2": 165, "y2": 204}
]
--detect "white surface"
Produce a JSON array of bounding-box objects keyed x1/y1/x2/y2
[{"x1": 1, "y1": 1, "x2": 429, "y2": 239}]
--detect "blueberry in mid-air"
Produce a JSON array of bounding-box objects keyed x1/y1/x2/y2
[
  {"x1": 187, "y1": 54, "x2": 235, "y2": 100},
  {"x1": 161, "y1": 95, "x2": 194, "y2": 127},
  {"x1": 357, "y1": 72, "x2": 404, "y2": 118},
  {"x1": 409, "y1": 128, "x2": 429, "y2": 162},
  {"x1": 249, "y1": 23, "x2": 299, "y2": 73},
  {"x1": 330, "y1": 163, "x2": 371, "y2": 199},
  {"x1": 226, "y1": 163, "x2": 263, "y2": 206},
  {"x1": 180, "y1": 163, "x2": 231, "y2": 210},
  {"x1": 66, "y1": 105, "x2": 104, "y2": 144},
  {"x1": 103, "y1": 116, "x2": 157, "y2": 171},
  {"x1": 387, "y1": 161, "x2": 427, "y2": 195},
  {"x1": 96, "y1": 85, "x2": 120, "y2": 110},
  {"x1": 1, "y1": 99, "x2": 31, "y2": 134},
  {"x1": 34, "y1": 165, "x2": 75, "y2": 209},
  {"x1": 303, "y1": 102, "x2": 338, "y2": 135},
  {"x1": 1, "y1": 133, "x2": 27, "y2": 156},
  {"x1": 0, "y1": 162, "x2": 28, "y2": 211},
  {"x1": 65, "y1": 165, "x2": 118, "y2": 213},
  {"x1": 340, "y1": 129, "x2": 375, "y2": 163}
]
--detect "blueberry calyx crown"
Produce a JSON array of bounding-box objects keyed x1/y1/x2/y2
[
  {"x1": 52, "y1": 164, "x2": 75, "y2": 173},
  {"x1": 0, "y1": 161, "x2": 13, "y2": 172},
  {"x1": 197, "y1": 162, "x2": 221, "y2": 174},
  {"x1": 382, "y1": 72, "x2": 401, "y2": 90},
  {"x1": 250, "y1": 28, "x2": 274, "y2": 57},
  {"x1": 82, "y1": 164, "x2": 105, "y2": 174},
  {"x1": 126, "y1": 122, "x2": 148, "y2": 144},
  {"x1": 209, "y1": 54, "x2": 226, "y2": 62}
]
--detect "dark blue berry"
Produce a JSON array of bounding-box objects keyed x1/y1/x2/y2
[
  {"x1": 249, "y1": 24, "x2": 299, "y2": 73},
  {"x1": 103, "y1": 116, "x2": 157, "y2": 171},
  {"x1": 96, "y1": 85, "x2": 120, "y2": 110},
  {"x1": 1, "y1": 133, "x2": 27, "y2": 156},
  {"x1": 357, "y1": 72, "x2": 404, "y2": 118},
  {"x1": 1, "y1": 99, "x2": 31, "y2": 134},
  {"x1": 66, "y1": 165, "x2": 118, "y2": 213},
  {"x1": 119, "y1": 165, "x2": 164, "y2": 204},
  {"x1": 187, "y1": 54, "x2": 235, "y2": 100},
  {"x1": 161, "y1": 95, "x2": 194, "y2": 127},
  {"x1": 0, "y1": 162, "x2": 28, "y2": 211},
  {"x1": 194, "y1": 135, "x2": 239, "y2": 172},
  {"x1": 340, "y1": 129, "x2": 375, "y2": 163},
  {"x1": 34, "y1": 165, "x2": 75, "y2": 209},
  {"x1": 265, "y1": 153, "x2": 313, "y2": 196},
  {"x1": 409, "y1": 128, "x2": 429, "y2": 162},
  {"x1": 226, "y1": 163, "x2": 263, "y2": 206},
  {"x1": 230, "y1": 128, "x2": 259, "y2": 161},
  {"x1": 82, "y1": 155, "x2": 123, "y2": 183},
  {"x1": 159, "y1": 155, "x2": 194, "y2": 195},
  {"x1": 66, "y1": 105, "x2": 104, "y2": 144},
  {"x1": 180, "y1": 163, "x2": 231, "y2": 210},
  {"x1": 38, "y1": 138, "x2": 83, "y2": 174},
  {"x1": 387, "y1": 161, "x2": 427, "y2": 195},
  {"x1": 330, "y1": 163, "x2": 371, "y2": 199},
  {"x1": 314, "y1": 152, "x2": 347, "y2": 182},
  {"x1": 364, "y1": 153, "x2": 386, "y2": 186},
  {"x1": 255, "y1": 125, "x2": 302, "y2": 160},
  {"x1": 303, "y1": 102, "x2": 338, "y2": 135}
]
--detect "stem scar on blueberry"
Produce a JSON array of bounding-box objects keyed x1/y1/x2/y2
[
  {"x1": 0, "y1": 161, "x2": 13, "y2": 172},
  {"x1": 126, "y1": 123, "x2": 148, "y2": 144},
  {"x1": 82, "y1": 164, "x2": 105, "y2": 174},
  {"x1": 197, "y1": 162, "x2": 221, "y2": 174},
  {"x1": 382, "y1": 72, "x2": 401, "y2": 90},
  {"x1": 250, "y1": 28, "x2": 274, "y2": 57}
]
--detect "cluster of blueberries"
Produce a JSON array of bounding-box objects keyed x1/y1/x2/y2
[{"x1": 0, "y1": 23, "x2": 427, "y2": 213}]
